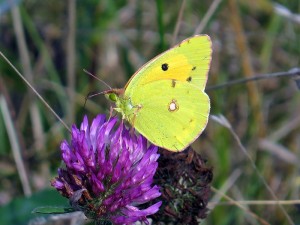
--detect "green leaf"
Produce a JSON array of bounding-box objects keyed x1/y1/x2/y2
[
  {"x1": 0, "y1": 189, "x2": 69, "y2": 225},
  {"x1": 32, "y1": 206, "x2": 75, "y2": 214}
]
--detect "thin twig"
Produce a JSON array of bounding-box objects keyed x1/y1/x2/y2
[
  {"x1": 210, "y1": 199, "x2": 300, "y2": 206},
  {"x1": 211, "y1": 187, "x2": 271, "y2": 225},
  {"x1": 194, "y1": 0, "x2": 223, "y2": 34},
  {"x1": 274, "y1": 3, "x2": 300, "y2": 24},
  {"x1": 211, "y1": 115, "x2": 295, "y2": 225},
  {"x1": 209, "y1": 170, "x2": 269, "y2": 224},
  {"x1": 210, "y1": 169, "x2": 242, "y2": 206},
  {"x1": 207, "y1": 68, "x2": 300, "y2": 91},
  {"x1": 0, "y1": 51, "x2": 71, "y2": 132},
  {"x1": 172, "y1": 0, "x2": 186, "y2": 45}
]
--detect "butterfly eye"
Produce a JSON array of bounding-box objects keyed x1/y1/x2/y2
[
  {"x1": 106, "y1": 93, "x2": 117, "y2": 102},
  {"x1": 161, "y1": 63, "x2": 169, "y2": 71}
]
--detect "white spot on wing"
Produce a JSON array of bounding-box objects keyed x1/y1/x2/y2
[{"x1": 168, "y1": 99, "x2": 179, "y2": 112}]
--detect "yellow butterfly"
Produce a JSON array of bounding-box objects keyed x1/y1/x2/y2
[{"x1": 105, "y1": 35, "x2": 212, "y2": 152}]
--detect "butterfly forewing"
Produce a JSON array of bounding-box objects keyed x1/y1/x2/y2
[{"x1": 125, "y1": 35, "x2": 212, "y2": 95}]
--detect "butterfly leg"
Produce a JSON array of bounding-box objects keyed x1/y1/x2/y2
[
  {"x1": 108, "y1": 105, "x2": 117, "y2": 121},
  {"x1": 129, "y1": 104, "x2": 142, "y2": 134}
]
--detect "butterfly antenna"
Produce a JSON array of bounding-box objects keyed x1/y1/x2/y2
[
  {"x1": 83, "y1": 69, "x2": 112, "y2": 90},
  {"x1": 83, "y1": 90, "x2": 107, "y2": 109}
]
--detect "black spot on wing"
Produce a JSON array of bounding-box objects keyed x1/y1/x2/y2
[
  {"x1": 186, "y1": 76, "x2": 192, "y2": 82},
  {"x1": 161, "y1": 63, "x2": 169, "y2": 71},
  {"x1": 192, "y1": 66, "x2": 196, "y2": 71},
  {"x1": 171, "y1": 79, "x2": 176, "y2": 88}
]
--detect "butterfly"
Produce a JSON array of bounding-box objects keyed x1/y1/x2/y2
[{"x1": 105, "y1": 35, "x2": 212, "y2": 152}]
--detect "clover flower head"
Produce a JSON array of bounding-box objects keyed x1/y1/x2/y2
[{"x1": 51, "y1": 115, "x2": 161, "y2": 224}]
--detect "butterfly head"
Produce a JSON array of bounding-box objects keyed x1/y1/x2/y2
[
  {"x1": 104, "y1": 89, "x2": 124, "y2": 102},
  {"x1": 104, "y1": 89, "x2": 134, "y2": 121}
]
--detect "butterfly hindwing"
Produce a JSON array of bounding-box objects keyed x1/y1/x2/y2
[{"x1": 129, "y1": 80, "x2": 210, "y2": 151}]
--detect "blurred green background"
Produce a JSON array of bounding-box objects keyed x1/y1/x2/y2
[{"x1": 0, "y1": 0, "x2": 299, "y2": 224}]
